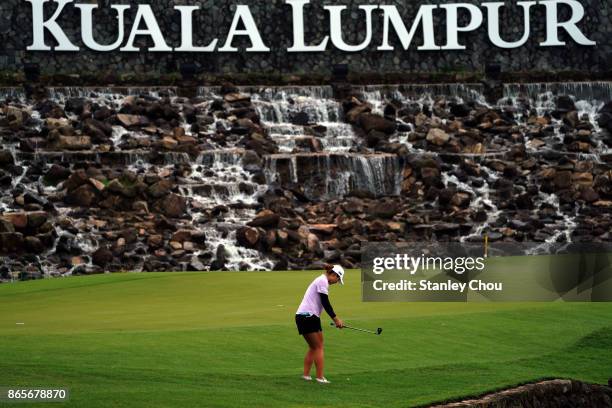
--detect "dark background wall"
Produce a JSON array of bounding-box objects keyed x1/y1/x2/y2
[{"x1": 0, "y1": 0, "x2": 611, "y2": 81}]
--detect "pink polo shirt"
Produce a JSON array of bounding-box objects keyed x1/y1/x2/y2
[{"x1": 296, "y1": 274, "x2": 329, "y2": 317}]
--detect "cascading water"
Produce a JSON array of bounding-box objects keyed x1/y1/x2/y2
[
  {"x1": 263, "y1": 153, "x2": 401, "y2": 200},
  {"x1": 1, "y1": 82, "x2": 611, "y2": 278},
  {"x1": 243, "y1": 86, "x2": 359, "y2": 152}
]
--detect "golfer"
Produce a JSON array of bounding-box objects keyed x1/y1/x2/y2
[{"x1": 295, "y1": 264, "x2": 345, "y2": 384}]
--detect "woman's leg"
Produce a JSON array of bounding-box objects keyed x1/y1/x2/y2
[
  {"x1": 314, "y1": 331, "x2": 324, "y2": 379},
  {"x1": 302, "y1": 332, "x2": 323, "y2": 377}
]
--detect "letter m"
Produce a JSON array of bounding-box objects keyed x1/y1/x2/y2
[{"x1": 26, "y1": 0, "x2": 79, "y2": 51}]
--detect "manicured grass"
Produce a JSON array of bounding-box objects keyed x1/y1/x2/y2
[{"x1": 0, "y1": 271, "x2": 611, "y2": 407}]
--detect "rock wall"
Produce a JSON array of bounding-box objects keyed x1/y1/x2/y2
[
  {"x1": 0, "y1": 0, "x2": 611, "y2": 79},
  {"x1": 1, "y1": 81, "x2": 612, "y2": 277},
  {"x1": 429, "y1": 379, "x2": 612, "y2": 407}
]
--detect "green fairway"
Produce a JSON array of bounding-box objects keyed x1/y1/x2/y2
[{"x1": 1, "y1": 271, "x2": 611, "y2": 407}]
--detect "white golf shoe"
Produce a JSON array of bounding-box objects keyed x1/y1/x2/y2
[
  {"x1": 316, "y1": 377, "x2": 331, "y2": 384},
  {"x1": 301, "y1": 375, "x2": 312, "y2": 381}
]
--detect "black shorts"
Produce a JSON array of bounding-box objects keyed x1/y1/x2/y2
[{"x1": 295, "y1": 314, "x2": 322, "y2": 335}]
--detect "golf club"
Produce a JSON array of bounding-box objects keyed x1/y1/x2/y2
[{"x1": 330, "y1": 322, "x2": 383, "y2": 335}]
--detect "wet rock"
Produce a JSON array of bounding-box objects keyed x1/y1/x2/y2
[
  {"x1": 65, "y1": 98, "x2": 87, "y2": 116},
  {"x1": 162, "y1": 136, "x2": 178, "y2": 150},
  {"x1": 66, "y1": 184, "x2": 97, "y2": 207},
  {"x1": 291, "y1": 111, "x2": 310, "y2": 126},
  {"x1": 106, "y1": 179, "x2": 129, "y2": 196},
  {"x1": 581, "y1": 187, "x2": 600, "y2": 202},
  {"x1": 555, "y1": 96, "x2": 576, "y2": 115},
  {"x1": 554, "y1": 171, "x2": 572, "y2": 189},
  {"x1": 171, "y1": 230, "x2": 192, "y2": 243},
  {"x1": 309, "y1": 224, "x2": 336, "y2": 234},
  {"x1": 421, "y1": 167, "x2": 442, "y2": 187},
  {"x1": 237, "y1": 226, "x2": 260, "y2": 248},
  {"x1": 563, "y1": 111, "x2": 579, "y2": 128},
  {"x1": 90, "y1": 248, "x2": 112, "y2": 267},
  {"x1": 346, "y1": 104, "x2": 371, "y2": 123},
  {"x1": 357, "y1": 113, "x2": 397, "y2": 134},
  {"x1": 23, "y1": 192, "x2": 49, "y2": 208},
  {"x1": 130, "y1": 201, "x2": 147, "y2": 214},
  {"x1": 342, "y1": 198, "x2": 364, "y2": 214},
  {"x1": 450, "y1": 103, "x2": 471, "y2": 117},
  {"x1": 0, "y1": 232, "x2": 24, "y2": 253},
  {"x1": 148, "y1": 179, "x2": 174, "y2": 198},
  {"x1": 36, "y1": 100, "x2": 65, "y2": 119},
  {"x1": 4, "y1": 106, "x2": 26, "y2": 128},
  {"x1": 369, "y1": 200, "x2": 399, "y2": 219},
  {"x1": 3, "y1": 213, "x2": 28, "y2": 229},
  {"x1": 426, "y1": 128, "x2": 450, "y2": 146},
  {"x1": 89, "y1": 178, "x2": 105, "y2": 192},
  {"x1": 307, "y1": 233, "x2": 322, "y2": 254},
  {"x1": 224, "y1": 93, "x2": 250, "y2": 104},
  {"x1": 0, "y1": 219, "x2": 15, "y2": 233},
  {"x1": 169, "y1": 241, "x2": 182, "y2": 250},
  {"x1": 147, "y1": 235, "x2": 163, "y2": 248},
  {"x1": 63, "y1": 169, "x2": 89, "y2": 191},
  {"x1": 83, "y1": 119, "x2": 111, "y2": 142},
  {"x1": 451, "y1": 192, "x2": 471, "y2": 207},
  {"x1": 156, "y1": 194, "x2": 186, "y2": 218},
  {"x1": 597, "y1": 102, "x2": 612, "y2": 133},
  {"x1": 365, "y1": 130, "x2": 387, "y2": 148},
  {"x1": 211, "y1": 245, "x2": 229, "y2": 270},
  {"x1": 117, "y1": 114, "x2": 149, "y2": 127},
  {"x1": 248, "y1": 210, "x2": 280, "y2": 228},
  {"x1": 44, "y1": 164, "x2": 71, "y2": 185},
  {"x1": 0, "y1": 150, "x2": 14, "y2": 168},
  {"x1": 27, "y1": 212, "x2": 48, "y2": 229},
  {"x1": 24, "y1": 236, "x2": 45, "y2": 253}
]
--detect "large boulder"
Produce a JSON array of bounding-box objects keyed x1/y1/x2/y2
[
  {"x1": 156, "y1": 194, "x2": 186, "y2": 218},
  {"x1": 0, "y1": 232, "x2": 25, "y2": 253},
  {"x1": 357, "y1": 113, "x2": 397, "y2": 134},
  {"x1": 554, "y1": 171, "x2": 573, "y2": 189},
  {"x1": 290, "y1": 111, "x2": 310, "y2": 126},
  {"x1": 44, "y1": 164, "x2": 71, "y2": 185},
  {"x1": 117, "y1": 114, "x2": 149, "y2": 127},
  {"x1": 63, "y1": 169, "x2": 89, "y2": 191},
  {"x1": 52, "y1": 135, "x2": 92, "y2": 151},
  {"x1": 147, "y1": 179, "x2": 173, "y2": 198},
  {"x1": 224, "y1": 93, "x2": 250, "y2": 103},
  {"x1": 27, "y1": 212, "x2": 48, "y2": 229},
  {"x1": 0, "y1": 150, "x2": 14, "y2": 168},
  {"x1": 555, "y1": 95, "x2": 576, "y2": 113},
  {"x1": 66, "y1": 184, "x2": 98, "y2": 207},
  {"x1": 598, "y1": 101, "x2": 612, "y2": 133},
  {"x1": 369, "y1": 200, "x2": 400, "y2": 219},
  {"x1": 426, "y1": 128, "x2": 450, "y2": 146},
  {"x1": 248, "y1": 210, "x2": 280, "y2": 228},
  {"x1": 92, "y1": 247, "x2": 114, "y2": 267},
  {"x1": 24, "y1": 236, "x2": 45, "y2": 253},
  {"x1": 3, "y1": 213, "x2": 28, "y2": 229},
  {"x1": 346, "y1": 104, "x2": 371, "y2": 123},
  {"x1": 237, "y1": 226, "x2": 260, "y2": 248}
]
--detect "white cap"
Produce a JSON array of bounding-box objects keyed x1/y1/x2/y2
[{"x1": 331, "y1": 265, "x2": 345, "y2": 285}]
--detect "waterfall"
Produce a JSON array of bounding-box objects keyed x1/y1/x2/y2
[
  {"x1": 264, "y1": 153, "x2": 402, "y2": 200},
  {"x1": 356, "y1": 83, "x2": 488, "y2": 115},
  {"x1": 503, "y1": 82, "x2": 612, "y2": 104},
  {"x1": 2, "y1": 81, "x2": 612, "y2": 277},
  {"x1": 241, "y1": 86, "x2": 358, "y2": 153},
  {"x1": 0, "y1": 87, "x2": 25, "y2": 101},
  {"x1": 47, "y1": 86, "x2": 179, "y2": 102}
]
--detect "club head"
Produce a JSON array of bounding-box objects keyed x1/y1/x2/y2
[{"x1": 377, "y1": 328, "x2": 383, "y2": 335}]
